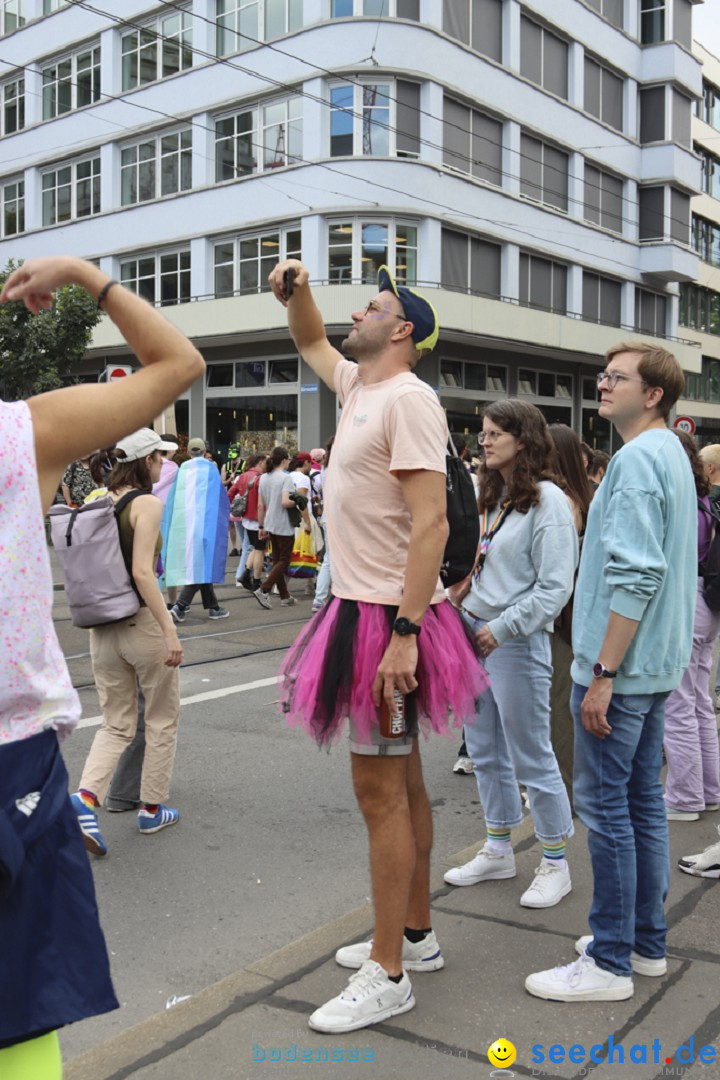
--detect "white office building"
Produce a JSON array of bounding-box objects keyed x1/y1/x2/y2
[{"x1": 0, "y1": 0, "x2": 707, "y2": 455}]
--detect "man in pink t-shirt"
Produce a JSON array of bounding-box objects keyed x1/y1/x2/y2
[{"x1": 269, "y1": 262, "x2": 485, "y2": 1035}]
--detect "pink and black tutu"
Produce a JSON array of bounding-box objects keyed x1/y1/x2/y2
[{"x1": 280, "y1": 597, "x2": 488, "y2": 748}]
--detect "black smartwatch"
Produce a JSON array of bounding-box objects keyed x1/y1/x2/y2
[
  {"x1": 393, "y1": 617, "x2": 421, "y2": 637},
  {"x1": 593, "y1": 662, "x2": 618, "y2": 679}
]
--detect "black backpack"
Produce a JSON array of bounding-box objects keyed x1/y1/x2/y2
[
  {"x1": 441, "y1": 439, "x2": 480, "y2": 587},
  {"x1": 699, "y1": 497, "x2": 720, "y2": 612}
]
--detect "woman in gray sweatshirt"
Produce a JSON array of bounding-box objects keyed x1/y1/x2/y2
[{"x1": 444, "y1": 400, "x2": 578, "y2": 909}]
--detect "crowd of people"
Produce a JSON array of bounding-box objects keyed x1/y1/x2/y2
[{"x1": 2, "y1": 255, "x2": 720, "y2": 1078}]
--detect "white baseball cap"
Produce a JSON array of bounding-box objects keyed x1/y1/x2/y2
[{"x1": 115, "y1": 428, "x2": 178, "y2": 462}]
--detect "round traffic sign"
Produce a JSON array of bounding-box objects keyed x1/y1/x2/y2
[{"x1": 674, "y1": 415, "x2": 695, "y2": 435}]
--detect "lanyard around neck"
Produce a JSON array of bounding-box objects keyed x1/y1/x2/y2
[{"x1": 474, "y1": 502, "x2": 512, "y2": 578}]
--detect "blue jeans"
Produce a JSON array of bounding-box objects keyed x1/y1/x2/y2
[
  {"x1": 572, "y1": 682, "x2": 670, "y2": 977},
  {"x1": 462, "y1": 617, "x2": 573, "y2": 843},
  {"x1": 236, "y1": 524, "x2": 253, "y2": 581}
]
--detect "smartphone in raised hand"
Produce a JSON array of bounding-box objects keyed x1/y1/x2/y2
[{"x1": 283, "y1": 268, "x2": 295, "y2": 301}]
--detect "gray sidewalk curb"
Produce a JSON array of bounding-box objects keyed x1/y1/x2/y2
[{"x1": 65, "y1": 817, "x2": 536, "y2": 1080}]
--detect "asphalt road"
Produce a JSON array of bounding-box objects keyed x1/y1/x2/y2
[{"x1": 55, "y1": 570, "x2": 487, "y2": 1061}]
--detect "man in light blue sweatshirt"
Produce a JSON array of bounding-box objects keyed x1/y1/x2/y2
[{"x1": 526, "y1": 341, "x2": 696, "y2": 1003}]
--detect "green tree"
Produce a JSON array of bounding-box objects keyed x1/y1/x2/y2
[{"x1": 0, "y1": 259, "x2": 102, "y2": 400}]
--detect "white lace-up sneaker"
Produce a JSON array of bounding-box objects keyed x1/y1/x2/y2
[
  {"x1": 308, "y1": 960, "x2": 415, "y2": 1033},
  {"x1": 335, "y1": 931, "x2": 444, "y2": 972},
  {"x1": 520, "y1": 861, "x2": 572, "y2": 908},
  {"x1": 525, "y1": 953, "x2": 634, "y2": 1002},
  {"x1": 443, "y1": 845, "x2": 516, "y2": 886},
  {"x1": 678, "y1": 825, "x2": 720, "y2": 879},
  {"x1": 574, "y1": 935, "x2": 667, "y2": 977}
]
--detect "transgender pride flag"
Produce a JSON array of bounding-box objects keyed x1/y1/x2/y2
[{"x1": 162, "y1": 458, "x2": 229, "y2": 586}]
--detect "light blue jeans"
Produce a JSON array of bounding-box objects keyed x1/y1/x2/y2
[
  {"x1": 315, "y1": 523, "x2": 331, "y2": 606},
  {"x1": 573, "y1": 683, "x2": 670, "y2": 975},
  {"x1": 235, "y1": 524, "x2": 253, "y2": 581},
  {"x1": 462, "y1": 614, "x2": 573, "y2": 843}
]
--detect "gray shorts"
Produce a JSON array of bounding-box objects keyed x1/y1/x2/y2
[{"x1": 348, "y1": 716, "x2": 417, "y2": 757}]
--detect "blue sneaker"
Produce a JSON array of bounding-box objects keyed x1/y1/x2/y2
[
  {"x1": 70, "y1": 792, "x2": 108, "y2": 857},
  {"x1": 138, "y1": 805, "x2": 180, "y2": 834}
]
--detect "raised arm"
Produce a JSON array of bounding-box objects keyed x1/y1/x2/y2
[
  {"x1": 1, "y1": 257, "x2": 205, "y2": 513},
  {"x1": 267, "y1": 259, "x2": 342, "y2": 392}
]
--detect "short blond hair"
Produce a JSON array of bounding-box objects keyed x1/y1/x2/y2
[
  {"x1": 700, "y1": 444, "x2": 720, "y2": 469},
  {"x1": 605, "y1": 341, "x2": 685, "y2": 421}
]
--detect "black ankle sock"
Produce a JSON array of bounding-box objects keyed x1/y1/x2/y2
[
  {"x1": 387, "y1": 972, "x2": 403, "y2": 984},
  {"x1": 404, "y1": 927, "x2": 432, "y2": 944}
]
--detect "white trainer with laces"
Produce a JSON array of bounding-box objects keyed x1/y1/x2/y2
[
  {"x1": 574, "y1": 935, "x2": 667, "y2": 977},
  {"x1": 335, "y1": 931, "x2": 444, "y2": 972},
  {"x1": 443, "y1": 845, "x2": 516, "y2": 886},
  {"x1": 678, "y1": 825, "x2": 720, "y2": 878},
  {"x1": 520, "y1": 861, "x2": 572, "y2": 908},
  {"x1": 308, "y1": 960, "x2": 415, "y2": 1033},
  {"x1": 525, "y1": 953, "x2": 634, "y2": 1002}
]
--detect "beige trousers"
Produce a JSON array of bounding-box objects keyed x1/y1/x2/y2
[{"x1": 81, "y1": 607, "x2": 180, "y2": 805}]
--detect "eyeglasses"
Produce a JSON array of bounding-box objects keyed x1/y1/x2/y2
[
  {"x1": 363, "y1": 301, "x2": 406, "y2": 320},
  {"x1": 596, "y1": 370, "x2": 648, "y2": 390},
  {"x1": 478, "y1": 430, "x2": 506, "y2": 445}
]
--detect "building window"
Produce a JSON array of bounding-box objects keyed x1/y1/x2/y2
[
  {"x1": 121, "y1": 129, "x2": 192, "y2": 205},
  {"x1": 120, "y1": 250, "x2": 191, "y2": 307},
  {"x1": 584, "y1": 56, "x2": 623, "y2": 131},
  {"x1": 639, "y1": 86, "x2": 665, "y2": 143},
  {"x1": 520, "y1": 134, "x2": 568, "y2": 212},
  {"x1": 443, "y1": 97, "x2": 502, "y2": 185},
  {"x1": 679, "y1": 284, "x2": 720, "y2": 336},
  {"x1": 1, "y1": 1, "x2": 24, "y2": 34},
  {"x1": 517, "y1": 369, "x2": 573, "y2": 401},
  {"x1": 672, "y1": 90, "x2": 691, "y2": 148},
  {"x1": 327, "y1": 219, "x2": 417, "y2": 285},
  {"x1": 673, "y1": 0, "x2": 691, "y2": 48},
  {"x1": 698, "y1": 145, "x2": 720, "y2": 200},
  {"x1": 519, "y1": 253, "x2": 567, "y2": 314},
  {"x1": 442, "y1": 0, "x2": 502, "y2": 62},
  {"x1": 582, "y1": 272, "x2": 622, "y2": 326},
  {"x1": 635, "y1": 287, "x2": 667, "y2": 336},
  {"x1": 42, "y1": 46, "x2": 101, "y2": 119},
  {"x1": 520, "y1": 16, "x2": 568, "y2": 100},
  {"x1": 213, "y1": 224, "x2": 301, "y2": 296},
  {"x1": 44, "y1": 0, "x2": 68, "y2": 11},
  {"x1": 330, "y1": 80, "x2": 420, "y2": 159},
  {"x1": 122, "y1": 8, "x2": 192, "y2": 90},
  {"x1": 1, "y1": 75, "x2": 23, "y2": 135},
  {"x1": 215, "y1": 97, "x2": 301, "y2": 180},
  {"x1": 699, "y1": 80, "x2": 720, "y2": 133},
  {"x1": 584, "y1": 164, "x2": 623, "y2": 233},
  {"x1": 670, "y1": 188, "x2": 690, "y2": 245},
  {"x1": 441, "y1": 228, "x2": 501, "y2": 298},
  {"x1": 42, "y1": 157, "x2": 100, "y2": 225},
  {"x1": 217, "y1": 0, "x2": 302, "y2": 56},
  {"x1": 638, "y1": 186, "x2": 664, "y2": 241},
  {"x1": 584, "y1": 0, "x2": 623, "y2": 29},
  {"x1": 440, "y1": 359, "x2": 507, "y2": 393},
  {"x1": 692, "y1": 216, "x2": 720, "y2": 268},
  {"x1": 1, "y1": 177, "x2": 23, "y2": 236},
  {"x1": 640, "y1": 0, "x2": 665, "y2": 43},
  {"x1": 331, "y1": 0, "x2": 419, "y2": 15}
]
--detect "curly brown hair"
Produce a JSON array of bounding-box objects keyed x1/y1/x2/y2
[
  {"x1": 478, "y1": 399, "x2": 559, "y2": 514},
  {"x1": 674, "y1": 430, "x2": 710, "y2": 498}
]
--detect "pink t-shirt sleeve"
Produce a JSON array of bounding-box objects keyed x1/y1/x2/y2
[
  {"x1": 334, "y1": 358, "x2": 360, "y2": 405},
  {"x1": 387, "y1": 387, "x2": 447, "y2": 476}
]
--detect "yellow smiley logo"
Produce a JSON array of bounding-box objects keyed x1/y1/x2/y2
[{"x1": 488, "y1": 1039, "x2": 517, "y2": 1068}]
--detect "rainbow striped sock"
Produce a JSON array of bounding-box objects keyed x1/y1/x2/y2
[
  {"x1": 542, "y1": 840, "x2": 566, "y2": 862},
  {"x1": 486, "y1": 827, "x2": 512, "y2": 852}
]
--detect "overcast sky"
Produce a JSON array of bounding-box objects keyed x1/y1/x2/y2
[{"x1": 694, "y1": 0, "x2": 719, "y2": 55}]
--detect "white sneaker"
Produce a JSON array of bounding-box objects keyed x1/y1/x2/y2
[
  {"x1": 574, "y1": 935, "x2": 667, "y2": 977},
  {"x1": 444, "y1": 845, "x2": 516, "y2": 886},
  {"x1": 678, "y1": 825, "x2": 720, "y2": 879},
  {"x1": 520, "y1": 861, "x2": 572, "y2": 908},
  {"x1": 525, "y1": 953, "x2": 634, "y2": 1002},
  {"x1": 452, "y1": 756, "x2": 474, "y2": 775},
  {"x1": 666, "y1": 806, "x2": 700, "y2": 821},
  {"x1": 335, "y1": 931, "x2": 444, "y2": 972},
  {"x1": 705, "y1": 803, "x2": 720, "y2": 811},
  {"x1": 308, "y1": 960, "x2": 415, "y2": 1033},
  {"x1": 253, "y1": 587, "x2": 272, "y2": 610}
]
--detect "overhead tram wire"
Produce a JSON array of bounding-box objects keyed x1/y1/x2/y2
[{"x1": 47, "y1": 0, "x2": 700, "y2": 234}]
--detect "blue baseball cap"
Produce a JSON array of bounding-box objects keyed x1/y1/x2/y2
[{"x1": 377, "y1": 265, "x2": 439, "y2": 354}]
